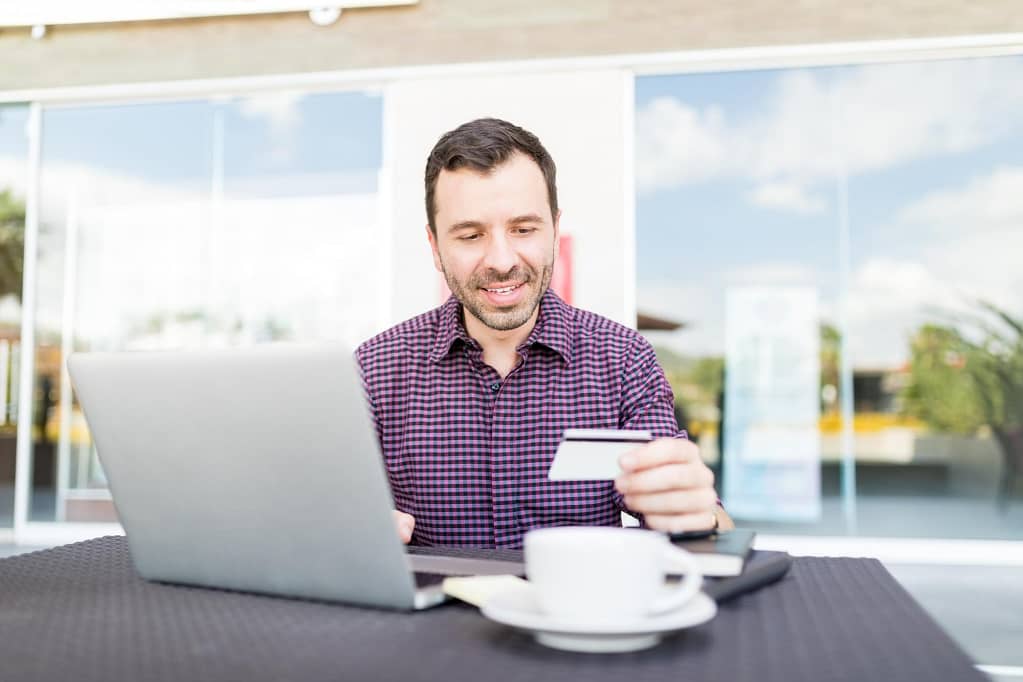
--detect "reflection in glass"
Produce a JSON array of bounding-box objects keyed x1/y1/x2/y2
[
  {"x1": 0, "y1": 104, "x2": 28, "y2": 528},
  {"x1": 30, "y1": 91, "x2": 384, "y2": 523},
  {"x1": 636, "y1": 56, "x2": 1023, "y2": 539}
]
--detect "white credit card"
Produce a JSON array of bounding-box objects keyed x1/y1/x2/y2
[{"x1": 547, "y1": 429, "x2": 653, "y2": 480}]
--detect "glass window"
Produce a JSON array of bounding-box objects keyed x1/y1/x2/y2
[
  {"x1": 0, "y1": 104, "x2": 28, "y2": 529},
  {"x1": 636, "y1": 56, "x2": 1023, "y2": 539},
  {"x1": 28, "y1": 91, "x2": 384, "y2": 524}
]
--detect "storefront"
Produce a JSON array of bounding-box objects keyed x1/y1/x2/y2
[{"x1": 0, "y1": 8, "x2": 1020, "y2": 559}]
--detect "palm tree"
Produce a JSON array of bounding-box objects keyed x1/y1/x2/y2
[
  {"x1": 0, "y1": 188, "x2": 25, "y2": 302},
  {"x1": 956, "y1": 301, "x2": 1023, "y2": 510}
]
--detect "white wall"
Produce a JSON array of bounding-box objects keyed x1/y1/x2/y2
[{"x1": 383, "y1": 69, "x2": 632, "y2": 328}]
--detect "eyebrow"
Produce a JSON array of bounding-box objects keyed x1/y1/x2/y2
[
  {"x1": 447, "y1": 214, "x2": 546, "y2": 233},
  {"x1": 508, "y1": 214, "x2": 545, "y2": 225}
]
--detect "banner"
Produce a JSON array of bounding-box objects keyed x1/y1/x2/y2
[{"x1": 722, "y1": 286, "x2": 821, "y2": 521}]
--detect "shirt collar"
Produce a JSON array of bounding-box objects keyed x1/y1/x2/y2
[
  {"x1": 522, "y1": 290, "x2": 574, "y2": 365},
  {"x1": 428, "y1": 289, "x2": 574, "y2": 365},
  {"x1": 428, "y1": 295, "x2": 473, "y2": 363}
]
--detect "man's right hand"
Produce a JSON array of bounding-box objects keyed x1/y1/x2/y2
[{"x1": 392, "y1": 510, "x2": 415, "y2": 544}]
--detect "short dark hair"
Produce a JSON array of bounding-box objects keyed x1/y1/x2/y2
[{"x1": 424, "y1": 118, "x2": 558, "y2": 234}]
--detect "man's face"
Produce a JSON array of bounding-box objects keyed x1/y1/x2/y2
[{"x1": 428, "y1": 152, "x2": 559, "y2": 332}]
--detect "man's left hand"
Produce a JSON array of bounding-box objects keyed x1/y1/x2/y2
[{"x1": 614, "y1": 438, "x2": 723, "y2": 533}]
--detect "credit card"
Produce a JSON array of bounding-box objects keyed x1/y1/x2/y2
[{"x1": 547, "y1": 429, "x2": 653, "y2": 480}]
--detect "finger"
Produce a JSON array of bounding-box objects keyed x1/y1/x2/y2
[
  {"x1": 615, "y1": 462, "x2": 714, "y2": 495},
  {"x1": 623, "y1": 487, "x2": 718, "y2": 515},
  {"x1": 392, "y1": 510, "x2": 415, "y2": 544},
  {"x1": 642, "y1": 510, "x2": 718, "y2": 534},
  {"x1": 619, "y1": 438, "x2": 699, "y2": 473}
]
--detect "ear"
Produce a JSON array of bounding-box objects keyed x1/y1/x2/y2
[{"x1": 426, "y1": 224, "x2": 443, "y2": 273}]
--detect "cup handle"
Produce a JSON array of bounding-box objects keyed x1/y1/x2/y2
[{"x1": 649, "y1": 545, "x2": 703, "y2": 614}]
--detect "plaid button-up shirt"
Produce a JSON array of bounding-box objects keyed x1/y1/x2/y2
[{"x1": 356, "y1": 291, "x2": 683, "y2": 549}]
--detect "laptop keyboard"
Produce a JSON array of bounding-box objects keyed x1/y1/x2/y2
[
  {"x1": 412, "y1": 571, "x2": 450, "y2": 589},
  {"x1": 406, "y1": 545, "x2": 526, "y2": 588},
  {"x1": 405, "y1": 544, "x2": 524, "y2": 563}
]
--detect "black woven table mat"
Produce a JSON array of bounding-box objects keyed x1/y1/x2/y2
[{"x1": 0, "y1": 536, "x2": 984, "y2": 682}]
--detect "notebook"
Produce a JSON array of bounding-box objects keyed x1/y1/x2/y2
[
  {"x1": 671, "y1": 528, "x2": 755, "y2": 577},
  {"x1": 702, "y1": 550, "x2": 791, "y2": 603}
]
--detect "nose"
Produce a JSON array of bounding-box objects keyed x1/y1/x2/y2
[{"x1": 482, "y1": 231, "x2": 518, "y2": 274}]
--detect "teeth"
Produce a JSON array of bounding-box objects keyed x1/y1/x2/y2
[{"x1": 487, "y1": 285, "x2": 517, "y2": 294}]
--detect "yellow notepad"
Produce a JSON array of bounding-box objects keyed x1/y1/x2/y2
[{"x1": 442, "y1": 575, "x2": 528, "y2": 607}]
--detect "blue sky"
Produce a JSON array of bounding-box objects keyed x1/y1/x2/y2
[
  {"x1": 635, "y1": 55, "x2": 1023, "y2": 366},
  {"x1": 3, "y1": 64, "x2": 1021, "y2": 368},
  {"x1": 0, "y1": 105, "x2": 27, "y2": 163},
  {"x1": 0, "y1": 90, "x2": 386, "y2": 341},
  {"x1": 36, "y1": 90, "x2": 383, "y2": 195}
]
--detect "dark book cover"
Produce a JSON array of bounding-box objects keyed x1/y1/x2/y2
[
  {"x1": 702, "y1": 550, "x2": 792, "y2": 603},
  {"x1": 671, "y1": 528, "x2": 756, "y2": 576}
]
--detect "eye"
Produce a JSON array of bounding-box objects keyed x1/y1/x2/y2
[
  {"x1": 459, "y1": 233, "x2": 481, "y2": 241},
  {"x1": 514, "y1": 226, "x2": 538, "y2": 235}
]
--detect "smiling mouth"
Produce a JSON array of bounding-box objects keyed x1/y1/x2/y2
[{"x1": 482, "y1": 282, "x2": 526, "y2": 296}]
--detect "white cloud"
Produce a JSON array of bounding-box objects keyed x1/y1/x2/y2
[
  {"x1": 75, "y1": 194, "x2": 381, "y2": 350},
  {"x1": 721, "y1": 262, "x2": 819, "y2": 287},
  {"x1": 842, "y1": 257, "x2": 952, "y2": 367},
  {"x1": 897, "y1": 165, "x2": 1023, "y2": 234},
  {"x1": 905, "y1": 168, "x2": 1023, "y2": 317},
  {"x1": 639, "y1": 264, "x2": 823, "y2": 357},
  {"x1": 848, "y1": 258, "x2": 947, "y2": 318},
  {"x1": 842, "y1": 166, "x2": 1023, "y2": 366},
  {"x1": 635, "y1": 97, "x2": 729, "y2": 192},
  {"x1": 0, "y1": 154, "x2": 197, "y2": 231},
  {"x1": 636, "y1": 58, "x2": 1023, "y2": 195},
  {"x1": 747, "y1": 181, "x2": 827, "y2": 215},
  {"x1": 832, "y1": 61, "x2": 1021, "y2": 177},
  {"x1": 0, "y1": 156, "x2": 28, "y2": 198},
  {"x1": 637, "y1": 60, "x2": 1023, "y2": 364},
  {"x1": 237, "y1": 92, "x2": 303, "y2": 134},
  {"x1": 0, "y1": 153, "x2": 385, "y2": 347},
  {"x1": 642, "y1": 163, "x2": 1023, "y2": 367},
  {"x1": 236, "y1": 92, "x2": 304, "y2": 164}
]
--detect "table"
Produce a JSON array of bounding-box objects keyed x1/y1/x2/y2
[{"x1": 0, "y1": 536, "x2": 985, "y2": 682}]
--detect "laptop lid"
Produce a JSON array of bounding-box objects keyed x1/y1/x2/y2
[{"x1": 67, "y1": 346, "x2": 421, "y2": 609}]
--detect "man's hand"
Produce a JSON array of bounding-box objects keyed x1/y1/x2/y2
[
  {"x1": 615, "y1": 438, "x2": 727, "y2": 533},
  {"x1": 393, "y1": 510, "x2": 415, "y2": 544}
]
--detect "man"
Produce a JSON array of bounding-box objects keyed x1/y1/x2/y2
[{"x1": 357, "y1": 118, "x2": 732, "y2": 548}]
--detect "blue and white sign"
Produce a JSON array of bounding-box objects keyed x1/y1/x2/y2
[{"x1": 722, "y1": 287, "x2": 821, "y2": 521}]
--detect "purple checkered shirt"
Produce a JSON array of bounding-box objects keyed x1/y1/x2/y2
[{"x1": 356, "y1": 290, "x2": 684, "y2": 549}]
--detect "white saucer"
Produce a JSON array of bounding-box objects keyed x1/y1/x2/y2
[{"x1": 480, "y1": 582, "x2": 717, "y2": 653}]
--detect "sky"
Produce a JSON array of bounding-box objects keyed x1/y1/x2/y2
[
  {"x1": 0, "y1": 91, "x2": 385, "y2": 344},
  {"x1": 635, "y1": 55, "x2": 1023, "y2": 367},
  {"x1": 1, "y1": 59, "x2": 1022, "y2": 367}
]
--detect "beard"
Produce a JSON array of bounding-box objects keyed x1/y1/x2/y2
[{"x1": 442, "y1": 256, "x2": 555, "y2": 332}]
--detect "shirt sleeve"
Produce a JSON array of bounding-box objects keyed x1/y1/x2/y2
[{"x1": 613, "y1": 335, "x2": 688, "y2": 518}]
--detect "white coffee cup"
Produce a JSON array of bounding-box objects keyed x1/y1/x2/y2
[{"x1": 524, "y1": 526, "x2": 702, "y2": 623}]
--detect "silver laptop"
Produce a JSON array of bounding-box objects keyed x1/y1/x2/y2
[{"x1": 67, "y1": 346, "x2": 523, "y2": 610}]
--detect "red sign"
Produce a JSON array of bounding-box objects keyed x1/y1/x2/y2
[{"x1": 551, "y1": 234, "x2": 573, "y2": 304}]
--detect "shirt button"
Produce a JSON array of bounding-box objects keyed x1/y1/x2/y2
[{"x1": 490, "y1": 382, "x2": 500, "y2": 392}]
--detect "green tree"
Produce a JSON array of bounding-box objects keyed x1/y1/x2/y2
[
  {"x1": 957, "y1": 302, "x2": 1023, "y2": 507},
  {"x1": 902, "y1": 324, "x2": 986, "y2": 434},
  {"x1": 820, "y1": 323, "x2": 841, "y2": 413},
  {"x1": 0, "y1": 188, "x2": 25, "y2": 301},
  {"x1": 905, "y1": 303, "x2": 1023, "y2": 507}
]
